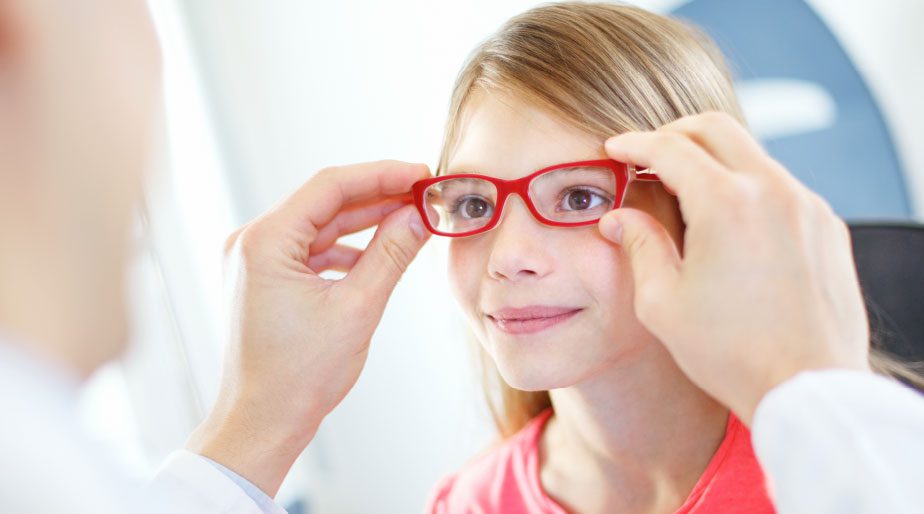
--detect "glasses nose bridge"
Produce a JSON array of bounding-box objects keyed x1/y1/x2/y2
[
  {"x1": 494, "y1": 184, "x2": 544, "y2": 231},
  {"x1": 496, "y1": 173, "x2": 539, "y2": 219}
]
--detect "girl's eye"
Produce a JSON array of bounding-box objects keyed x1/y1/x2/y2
[
  {"x1": 558, "y1": 188, "x2": 608, "y2": 211},
  {"x1": 450, "y1": 195, "x2": 494, "y2": 219}
]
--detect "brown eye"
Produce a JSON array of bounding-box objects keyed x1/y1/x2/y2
[
  {"x1": 560, "y1": 188, "x2": 606, "y2": 212},
  {"x1": 567, "y1": 190, "x2": 593, "y2": 210},
  {"x1": 465, "y1": 199, "x2": 489, "y2": 218},
  {"x1": 451, "y1": 195, "x2": 494, "y2": 219}
]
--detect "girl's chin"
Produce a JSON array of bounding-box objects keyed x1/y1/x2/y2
[
  {"x1": 495, "y1": 363, "x2": 586, "y2": 392},
  {"x1": 491, "y1": 344, "x2": 631, "y2": 392}
]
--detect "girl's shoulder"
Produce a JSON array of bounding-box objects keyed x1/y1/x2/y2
[{"x1": 425, "y1": 408, "x2": 558, "y2": 514}]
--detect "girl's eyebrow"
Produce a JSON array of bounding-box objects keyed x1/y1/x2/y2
[
  {"x1": 443, "y1": 167, "x2": 486, "y2": 176},
  {"x1": 443, "y1": 159, "x2": 493, "y2": 176},
  {"x1": 438, "y1": 178, "x2": 496, "y2": 194}
]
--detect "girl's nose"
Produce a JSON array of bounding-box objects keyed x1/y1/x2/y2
[{"x1": 486, "y1": 194, "x2": 553, "y2": 282}]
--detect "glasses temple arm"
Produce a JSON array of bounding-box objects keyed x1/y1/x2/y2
[{"x1": 628, "y1": 165, "x2": 660, "y2": 181}]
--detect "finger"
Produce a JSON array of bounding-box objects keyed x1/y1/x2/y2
[
  {"x1": 598, "y1": 208, "x2": 681, "y2": 326},
  {"x1": 307, "y1": 244, "x2": 363, "y2": 273},
  {"x1": 309, "y1": 195, "x2": 412, "y2": 256},
  {"x1": 272, "y1": 160, "x2": 431, "y2": 234},
  {"x1": 605, "y1": 131, "x2": 727, "y2": 211},
  {"x1": 342, "y1": 204, "x2": 429, "y2": 309},
  {"x1": 659, "y1": 112, "x2": 768, "y2": 172},
  {"x1": 224, "y1": 225, "x2": 249, "y2": 256}
]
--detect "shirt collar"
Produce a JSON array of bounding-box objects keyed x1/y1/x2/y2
[{"x1": 0, "y1": 331, "x2": 82, "y2": 411}]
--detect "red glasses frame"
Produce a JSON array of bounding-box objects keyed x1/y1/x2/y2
[{"x1": 411, "y1": 159, "x2": 660, "y2": 237}]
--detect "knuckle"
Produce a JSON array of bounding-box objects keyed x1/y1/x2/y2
[
  {"x1": 835, "y1": 217, "x2": 852, "y2": 245},
  {"x1": 767, "y1": 187, "x2": 802, "y2": 222},
  {"x1": 378, "y1": 159, "x2": 403, "y2": 168},
  {"x1": 621, "y1": 213, "x2": 657, "y2": 256},
  {"x1": 700, "y1": 110, "x2": 736, "y2": 126},
  {"x1": 380, "y1": 238, "x2": 413, "y2": 276},
  {"x1": 685, "y1": 111, "x2": 715, "y2": 130},
  {"x1": 687, "y1": 158, "x2": 718, "y2": 182},
  {"x1": 711, "y1": 176, "x2": 748, "y2": 208},
  {"x1": 663, "y1": 115, "x2": 699, "y2": 134},
  {"x1": 763, "y1": 158, "x2": 789, "y2": 176},
  {"x1": 809, "y1": 191, "x2": 837, "y2": 219},
  {"x1": 792, "y1": 182, "x2": 822, "y2": 211},
  {"x1": 314, "y1": 166, "x2": 341, "y2": 183},
  {"x1": 809, "y1": 193, "x2": 848, "y2": 239},
  {"x1": 753, "y1": 176, "x2": 785, "y2": 203},
  {"x1": 317, "y1": 165, "x2": 338, "y2": 177},
  {"x1": 674, "y1": 111, "x2": 730, "y2": 137},
  {"x1": 625, "y1": 229, "x2": 649, "y2": 258},
  {"x1": 223, "y1": 227, "x2": 245, "y2": 257},
  {"x1": 657, "y1": 130, "x2": 689, "y2": 148},
  {"x1": 748, "y1": 173, "x2": 797, "y2": 210},
  {"x1": 231, "y1": 225, "x2": 271, "y2": 263},
  {"x1": 783, "y1": 189, "x2": 823, "y2": 230}
]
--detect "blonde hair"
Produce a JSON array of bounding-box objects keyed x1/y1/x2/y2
[
  {"x1": 437, "y1": 2, "x2": 924, "y2": 439},
  {"x1": 437, "y1": 2, "x2": 744, "y2": 175}
]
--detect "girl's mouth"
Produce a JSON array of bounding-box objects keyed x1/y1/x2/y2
[{"x1": 487, "y1": 307, "x2": 582, "y2": 335}]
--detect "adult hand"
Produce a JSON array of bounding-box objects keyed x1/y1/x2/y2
[
  {"x1": 598, "y1": 112, "x2": 871, "y2": 426},
  {"x1": 187, "y1": 160, "x2": 431, "y2": 496}
]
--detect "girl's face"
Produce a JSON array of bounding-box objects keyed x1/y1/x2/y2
[{"x1": 445, "y1": 92, "x2": 684, "y2": 391}]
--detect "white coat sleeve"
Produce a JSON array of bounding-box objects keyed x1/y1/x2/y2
[
  {"x1": 148, "y1": 450, "x2": 287, "y2": 514},
  {"x1": 751, "y1": 369, "x2": 924, "y2": 514}
]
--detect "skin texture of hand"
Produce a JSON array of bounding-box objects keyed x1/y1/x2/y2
[
  {"x1": 187, "y1": 160, "x2": 431, "y2": 497},
  {"x1": 597, "y1": 112, "x2": 872, "y2": 426}
]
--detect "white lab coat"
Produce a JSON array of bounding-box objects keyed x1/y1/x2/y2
[
  {"x1": 2, "y1": 335, "x2": 923, "y2": 514},
  {"x1": 753, "y1": 368, "x2": 924, "y2": 514},
  {"x1": 0, "y1": 339, "x2": 284, "y2": 514}
]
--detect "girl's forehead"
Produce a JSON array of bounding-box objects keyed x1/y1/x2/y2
[{"x1": 447, "y1": 93, "x2": 605, "y2": 179}]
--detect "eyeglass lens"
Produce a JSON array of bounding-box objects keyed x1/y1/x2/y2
[{"x1": 422, "y1": 166, "x2": 618, "y2": 235}]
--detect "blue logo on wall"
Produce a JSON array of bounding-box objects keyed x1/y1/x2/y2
[{"x1": 672, "y1": 0, "x2": 911, "y2": 219}]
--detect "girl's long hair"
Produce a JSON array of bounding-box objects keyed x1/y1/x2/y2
[{"x1": 437, "y1": 2, "x2": 924, "y2": 439}]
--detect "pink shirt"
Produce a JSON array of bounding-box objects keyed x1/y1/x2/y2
[{"x1": 427, "y1": 409, "x2": 775, "y2": 513}]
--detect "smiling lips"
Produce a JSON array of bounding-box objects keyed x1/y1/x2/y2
[{"x1": 487, "y1": 305, "x2": 582, "y2": 335}]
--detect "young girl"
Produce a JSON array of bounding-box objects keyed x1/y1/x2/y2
[
  {"x1": 416, "y1": 3, "x2": 924, "y2": 512},
  {"x1": 422, "y1": 4, "x2": 774, "y2": 513}
]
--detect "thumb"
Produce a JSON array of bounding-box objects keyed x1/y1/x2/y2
[
  {"x1": 598, "y1": 208, "x2": 681, "y2": 316},
  {"x1": 343, "y1": 204, "x2": 430, "y2": 306}
]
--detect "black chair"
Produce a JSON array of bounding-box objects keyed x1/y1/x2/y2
[{"x1": 849, "y1": 222, "x2": 924, "y2": 362}]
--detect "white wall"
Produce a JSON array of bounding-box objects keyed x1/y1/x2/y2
[{"x1": 137, "y1": 1, "x2": 924, "y2": 512}]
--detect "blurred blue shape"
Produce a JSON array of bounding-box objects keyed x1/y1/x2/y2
[
  {"x1": 672, "y1": 0, "x2": 912, "y2": 219},
  {"x1": 285, "y1": 499, "x2": 309, "y2": 514}
]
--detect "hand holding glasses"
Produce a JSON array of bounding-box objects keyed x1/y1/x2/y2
[{"x1": 411, "y1": 159, "x2": 660, "y2": 237}]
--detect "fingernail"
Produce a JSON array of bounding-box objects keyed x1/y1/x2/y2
[{"x1": 409, "y1": 210, "x2": 427, "y2": 240}]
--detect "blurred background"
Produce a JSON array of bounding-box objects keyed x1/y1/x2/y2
[{"x1": 77, "y1": 0, "x2": 924, "y2": 513}]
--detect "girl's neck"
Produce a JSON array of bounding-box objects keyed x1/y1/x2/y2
[{"x1": 542, "y1": 342, "x2": 728, "y2": 513}]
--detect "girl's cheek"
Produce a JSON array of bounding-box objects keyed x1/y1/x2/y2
[
  {"x1": 448, "y1": 244, "x2": 479, "y2": 308},
  {"x1": 577, "y1": 236, "x2": 630, "y2": 293}
]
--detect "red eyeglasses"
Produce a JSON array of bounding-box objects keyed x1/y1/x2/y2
[{"x1": 411, "y1": 159, "x2": 660, "y2": 237}]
